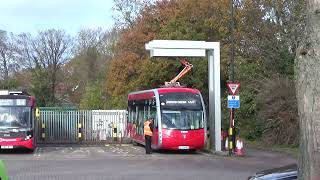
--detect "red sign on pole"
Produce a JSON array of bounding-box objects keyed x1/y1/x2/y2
[{"x1": 227, "y1": 82, "x2": 240, "y2": 95}]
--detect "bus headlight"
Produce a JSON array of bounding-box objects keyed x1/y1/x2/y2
[
  {"x1": 24, "y1": 135, "x2": 32, "y2": 140},
  {"x1": 24, "y1": 130, "x2": 33, "y2": 141}
]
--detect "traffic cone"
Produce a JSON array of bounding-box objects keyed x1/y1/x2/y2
[
  {"x1": 235, "y1": 137, "x2": 244, "y2": 156},
  {"x1": 224, "y1": 137, "x2": 228, "y2": 151}
]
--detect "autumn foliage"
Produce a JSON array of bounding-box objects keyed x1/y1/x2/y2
[
  {"x1": 106, "y1": 0, "x2": 303, "y2": 145},
  {"x1": 106, "y1": 0, "x2": 232, "y2": 108},
  {"x1": 0, "y1": 0, "x2": 305, "y2": 145}
]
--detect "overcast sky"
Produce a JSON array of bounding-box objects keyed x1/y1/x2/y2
[{"x1": 0, "y1": 0, "x2": 115, "y2": 35}]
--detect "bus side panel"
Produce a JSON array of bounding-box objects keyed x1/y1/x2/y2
[
  {"x1": 127, "y1": 123, "x2": 133, "y2": 138},
  {"x1": 133, "y1": 134, "x2": 144, "y2": 144},
  {"x1": 151, "y1": 129, "x2": 158, "y2": 149},
  {"x1": 127, "y1": 123, "x2": 142, "y2": 144},
  {"x1": 131, "y1": 125, "x2": 144, "y2": 144}
]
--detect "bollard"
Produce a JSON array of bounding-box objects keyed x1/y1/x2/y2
[
  {"x1": 113, "y1": 123, "x2": 117, "y2": 142},
  {"x1": 78, "y1": 123, "x2": 82, "y2": 140},
  {"x1": 41, "y1": 123, "x2": 45, "y2": 139},
  {"x1": 228, "y1": 127, "x2": 233, "y2": 155},
  {"x1": 225, "y1": 137, "x2": 229, "y2": 151},
  {"x1": 221, "y1": 129, "x2": 228, "y2": 151}
]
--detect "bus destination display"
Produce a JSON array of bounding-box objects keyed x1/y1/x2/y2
[{"x1": 0, "y1": 99, "x2": 27, "y2": 106}]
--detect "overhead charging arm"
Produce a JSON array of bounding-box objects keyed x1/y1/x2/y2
[{"x1": 166, "y1": 59, "x2": 193, "y2": 85}]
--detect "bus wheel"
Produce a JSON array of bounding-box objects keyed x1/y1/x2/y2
[
  {"x1": 27, "y1": 148, "x2": 35, "y2": 153},
  {"x1": 132, "y1": 140, "x2": 138, "y2": 146}
]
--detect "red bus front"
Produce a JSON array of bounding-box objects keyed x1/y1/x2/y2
[
  {"x1": 158, "y1": 89, "x2": 206, "y2": 150},
  {"x1": 0, "y1": 92, "x2": 35, "y2": 151},
  {"x1": 161, "y1": 129, "x2": 205, "y2": 150}
]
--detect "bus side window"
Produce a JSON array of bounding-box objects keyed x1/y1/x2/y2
[
  {"x1": 138, "y1": 105, "x2": 144, "y2": 135},
  {"x1": 130, "y1": 107, "x2": 134, "y2": 123},
  {"x1": 143, "y1": 104, "x2": 148, "y2": 122},
  {"x1": 127, "y1": 107, "x2": 130, "y2": 123},
  {"x1": 134, "y1": 106, "x2": 138, "y2": 125}
]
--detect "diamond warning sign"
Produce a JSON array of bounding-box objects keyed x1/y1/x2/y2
[{"x1": 227, "y1": 82, "x2": 240, "y2": 95}]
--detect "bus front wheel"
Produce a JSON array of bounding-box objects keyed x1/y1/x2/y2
[{"x1": 132, "y1": 140, "x2": 138, "y2": 146}]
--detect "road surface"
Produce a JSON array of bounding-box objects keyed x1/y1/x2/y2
[{"x1": 0, "y1": 145, "x2": 296, "y2": 180}]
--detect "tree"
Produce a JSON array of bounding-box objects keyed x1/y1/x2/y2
[
  {"x1": 106, "y1": 0, "x2": 307, "y2": 147},
  {"x1": 106, "y1": 0, "x2": 232, "y2": 108},
  {"x1": 0, "y1": 31, "x2": 18, "y2": 82},
  {"x1": 79, "y1": 83, "x2": 106, "y2": 109},
  {"x1": 295, "y1": 0, "x2": 320, "y2": 179},
  {"x1": 0, "y1": 30, "x2": 10, "y2": 81},
  {"x1": 60, "y1": 28, "x2": 116, "y2": 106},
  {"x1": 113, "y1": 0, "x2": 155, "y2": 28},
  {"x1": 15, "y1": 29, "x2": 73, "y2": 105},
  {"x1": 235, "y1": 0, "x2": 305, "y2": 142}
]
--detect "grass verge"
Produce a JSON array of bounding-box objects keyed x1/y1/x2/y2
[{"x1": 246, "y1": 140, "x2": 299, "y2": 157}]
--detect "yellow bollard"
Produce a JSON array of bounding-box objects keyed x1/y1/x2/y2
[
  {"x1": 36, "y1": 108, "x2": 40, "y2": 118},
  {"x1": 229, "y1": 141, "x2": 233, "y2": 150},
  {"x1": 41, "y1": 123, "x2": 45, "y2": 139},
  {"x1": 78, "y1": 123, "x2": 82, "y2": 139},
  {"x1": 229, "y1": 127, "x2": 233, "y2": 136},
  {"x1": 113, "y1": 123, "x2": 117, "y2": 142}
]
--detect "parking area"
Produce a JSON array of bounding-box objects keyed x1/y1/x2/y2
[{"x1": 0, "y1": 145, "x2": 296, "y2": 180}]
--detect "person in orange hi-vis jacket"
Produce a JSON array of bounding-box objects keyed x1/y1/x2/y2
[{"x1": 144, "y1": 118, "x2": 153, "y2": 154}]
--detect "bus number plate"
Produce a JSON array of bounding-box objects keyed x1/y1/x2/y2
[
  {"x1": 1, "y1": 146, "x2": 13, "y2": 149},
  {"x1": 178, "y1": 146, "x2": 189, "y2": 150}
]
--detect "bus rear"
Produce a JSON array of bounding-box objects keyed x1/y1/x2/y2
[{"x1": 0, "y1": 90, "x2": 35, "y2": 151}]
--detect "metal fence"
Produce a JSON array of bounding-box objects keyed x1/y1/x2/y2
[{"x1": 36, "y1": 108, "x2": 127, "y2": 144}]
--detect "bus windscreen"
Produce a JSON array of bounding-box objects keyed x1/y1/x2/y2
[
  {"x1": 159, "y1": 92, "x2": 204, "y2": 130},
  {"x1": 0, "y1": 107, "x2": 31, "y2": 128}
]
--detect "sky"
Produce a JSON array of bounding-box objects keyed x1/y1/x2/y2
[{"x1": 0, "y1": 0, "x2": 115, "y2": 35}]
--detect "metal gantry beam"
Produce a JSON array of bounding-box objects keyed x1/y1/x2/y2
[{"x1": 145, "y1": 40, "x2": 221, "y2": 152}]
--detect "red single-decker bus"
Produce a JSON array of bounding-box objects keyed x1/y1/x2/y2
[
  {"x1": 127, "y1": 87, "x2": 207, "y2": 150},
  {"x1": 0, "y1": 90, "x2": 35, "y2": 151}
]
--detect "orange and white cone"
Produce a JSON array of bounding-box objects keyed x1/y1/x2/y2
[
  {"x1": 235, "y1": 138, "x2": 244, "y2": 156},
  {"x1": 224, "y1": 137, "x2": 229, "y2": 151}
]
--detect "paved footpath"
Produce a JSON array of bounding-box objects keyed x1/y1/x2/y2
[{"x1": 0, "y1": 145, "x2": 296, "y2": 180}]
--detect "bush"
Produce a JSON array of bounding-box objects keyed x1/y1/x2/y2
[{"x1": 257, "y1": 76, "x2": 299, "y2": 146}]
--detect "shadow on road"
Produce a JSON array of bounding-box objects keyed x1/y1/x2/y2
[
  {"x1": 131, "y1": 143, "x2": 200, "y2": 155},
  {"x1": 154, "y1": 149, "x2": 198, "y2": 155},
  {"x1": 0, "y1": 149, "x2": 34, "y2": 154}
]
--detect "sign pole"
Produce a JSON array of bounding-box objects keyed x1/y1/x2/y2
[
  {"x1": 232, "y1": 108, "x2": 235, "y2": 154},
  {"x1": 229, "y1": 109, "x2": 233, "y2": 155},
  {"x1": 228, "y1": 107, "x2": 235, "y2": 156},
  {"x1": 227, "y1": 83, "x2": 240, "y2": 156},
  {"x1": 229, "y1": 0, "x2": 236, "y2": 156}
]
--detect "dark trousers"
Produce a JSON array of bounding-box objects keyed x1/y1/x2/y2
[{"x1": 145, "y1": 135, "x2": 152, "y2": 154}]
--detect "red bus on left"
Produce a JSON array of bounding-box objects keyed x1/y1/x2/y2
[{"x1": 0, "y1": 90, "x2": 36, "y2": 151}]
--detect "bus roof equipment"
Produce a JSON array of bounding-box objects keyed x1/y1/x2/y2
[{"x1": 165, "y1": 59, "x2": 193, "y2": 87}]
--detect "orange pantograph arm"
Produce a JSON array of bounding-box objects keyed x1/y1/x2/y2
[{"x1": 169, "y1": 59, "x2": 193, "y2": 83}]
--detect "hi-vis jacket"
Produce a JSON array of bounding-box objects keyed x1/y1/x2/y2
[{"x1": 144, "y1": 120, "x2": 153, "y2": 136}]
